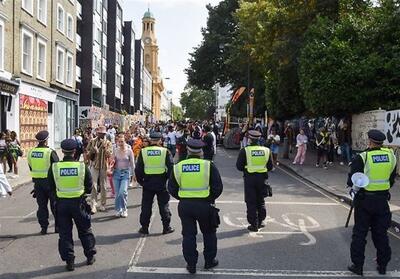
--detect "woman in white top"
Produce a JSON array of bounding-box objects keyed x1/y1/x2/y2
[
  {"x1": 293, "y1": 128, "x2": 308, "y2": 165},
  {"x1": 0, "y1": 166, "x2": 12, "y2": 198}
]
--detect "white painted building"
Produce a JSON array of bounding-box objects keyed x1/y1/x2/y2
[
  {"x1": 142, "y1": 67, "x2": 152, "y2": 112},
  {"x1": 160, "y1": 90, "x2": 172, "y2": 121},
  {"x1": 215, "y1": 84, "x2": 232, "y2": 121}
]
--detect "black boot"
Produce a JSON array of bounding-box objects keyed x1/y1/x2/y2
[
  {"x1": 40, "y1": 228, "x2": 47, "y2": 235},
  {"x1": 54, "y1": 227, "x2": 59, "y2": 234},
  {"x1": 247, "y1": 225, "x2": 258, "y2": 232},
  {"x1": 87, "y1": 256, "x2": 96, "y2": 265},
  {"x1": 138, "y1": 227, "x2": 149, "y2": 235},
  {"x1": 377, "y1": 265, "x2": 386, "y2": 275},
  {"x1": 204, "y1": 259, "x2": 219, "y2": 269},
  {"x1": 347, "y1": 264, "x2": 363, "y2": 276},
  {"x1": 162, "y1": 227, "x2": 175, "y2": 235},
  {"x1": 186, "y1": 265, "x2": 196, "y2": 274},
  {"x1": 66, "y1": 260, "x2": 75, "y2": 271}
]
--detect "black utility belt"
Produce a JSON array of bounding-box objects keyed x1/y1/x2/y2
[{"x1": 363, "y1": 191, "x2": 389, "y2": 196}]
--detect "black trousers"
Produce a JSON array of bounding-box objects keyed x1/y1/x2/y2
[
  {"x1": 140, "y1": 189, "x2": 171, "y2": 228},
  {"x1": 178, "y1": 200, "x2": 217, "y2": 266},
  {"x1": 34, "y1": 183, "x2": 57, "y2": 229},
  {"x1": 244, "y1": 176, "x2": 267, "y2": 227},
  {"x1": 57, "y1": 199, "x2": 96, "y2": 262},
  {"x1": 350, "y1": 195, "x2": 392, "y2": 267}
]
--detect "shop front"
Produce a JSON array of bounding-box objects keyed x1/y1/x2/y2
[
  {"x1": 17, "y1": 82, "x2": 57, "y2": 151},
  {"x1": 0, "y1": 77, "x2": 19, "y2": 132}
]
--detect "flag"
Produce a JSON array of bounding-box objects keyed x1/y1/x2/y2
[{"x1": 231, "y1": 87, "x2": 246, "y2": 104}]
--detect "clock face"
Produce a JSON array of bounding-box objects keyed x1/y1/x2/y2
[{"x1": 144, "y1": 37, "x2": 152, "y2": 45}]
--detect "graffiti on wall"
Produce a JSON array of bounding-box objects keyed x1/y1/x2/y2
[
  {"x1": 351, "y1": 110, "x2": 386, "y2": 151},
  {"x1": 385, "y1": 110, "x2": 400, "y2": 146}
]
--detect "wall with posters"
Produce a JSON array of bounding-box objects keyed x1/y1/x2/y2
[
  {"x1": 384, "y1": 109, "x2": 400, "y2": 146},
  {"x1": 19, "y1": 94, "x2": 48, "y2": 151}
]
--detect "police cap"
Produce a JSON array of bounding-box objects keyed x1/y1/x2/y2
[
  {"x1": 248, "y1": 130, "x2": 262, "y2": 140},
  {"x1": 187, "y1": 139, "x2": 204, "y2": 153},
  {"x1": 367, "y1": 129, "x2": 386, "y2": 144},
  {"x1": 35, "y1": 130, "x2": 49, "y2": 142},
  {"x1": 149, "y1": 132, "x2": 163, "y2": 140},
  {"x1": 61, "y1": 138, "x2": 78, "y2": 152}
]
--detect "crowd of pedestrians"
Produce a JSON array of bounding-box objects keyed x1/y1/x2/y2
[
  {"x1": 0, "y1": 130, "x2": 23, "y2": 179},
  {"x1": 238, "y1": 117, "x2": 353, "y2": 170},
  {"x1": 71, "y1": 120, "x2": 222, "y2": 216}
]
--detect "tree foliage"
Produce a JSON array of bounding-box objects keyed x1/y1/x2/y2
[
  {"x1": 171, "y1": 104, "x2": 184, "y2": 121},
  {"x1": 180, "y1": 86, "x2": 216, "y2": 120}
]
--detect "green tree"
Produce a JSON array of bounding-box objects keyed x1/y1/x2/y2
[
  {"x1": 171, "y1": 104, "x2": 184, "y2": 121},
  {"x1": 180, "y1": 86, "x2": 216, "y2": 120}
]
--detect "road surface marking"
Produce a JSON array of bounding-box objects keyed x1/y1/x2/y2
[
  {"x1": 127, "y1": 266, "x2": 400, "y2": 277},
  {"x1": 128, "y1": 213, "x2": 155, "y2": 267},
  {"x1": 169, "y1": 200, "x2": 339, "y2": 206},
  {"x1": 223, "y1": 212, "x2": 320, "y2": 245}
]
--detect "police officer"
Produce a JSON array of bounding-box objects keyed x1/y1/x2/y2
[
  {"x1": 27, "y1": 130, "x2": 59, "y2": 234},
  {"x1": 48, "y1": 139, "x2": 96, "y2": 271},
  {"x1": 135, "y1": 132, "x2": 174, "y2": 235},
  {"x1": 347, "y1": 129, "x2": 397, "y2": 276},
  {"x1": 236, "y1": 130, "x2": 273, "y2": 232},
  {"x1": 168, "y1": 139, "x2": 223, "y2": 274}
]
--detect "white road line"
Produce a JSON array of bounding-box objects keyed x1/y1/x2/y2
[
  {"x1": 128, "y1": 213, "x2": 155, "y2": 267},
  {"x1": 127, "y1": 266, "x2": 400, "y2": 277},
  {"x1": 278, "y1": 166, "x2": 400, "y2": 241},
  {"x1": 169, "y1": 200, "x2": 339, "y2": 206}
]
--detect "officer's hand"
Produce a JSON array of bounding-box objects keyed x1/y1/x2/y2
[
  {"x1": 348, "y1": 188, "x2": 355, "y2": 199},
  {"x1": 30, "y1": 189, "x2": 36, "y2": 198}
]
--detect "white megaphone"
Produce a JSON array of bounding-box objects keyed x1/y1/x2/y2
[{"x1": 351, "y1": 172, "x2": 369, "y2": 197}]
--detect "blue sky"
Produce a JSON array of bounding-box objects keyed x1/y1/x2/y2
[{"x1": 122, "y1": 0, "x2": 222, "y2": 104}]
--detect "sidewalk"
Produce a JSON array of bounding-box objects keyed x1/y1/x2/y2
[
  {"x1": 279, "y1": 149, "x2": 400, "y2": 228},
  {"x1": 5, "y1": 150, "x2": 64, "y2": 189}
]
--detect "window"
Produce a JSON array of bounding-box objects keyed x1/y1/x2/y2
[
  {"x1": 56, "y1": 46, "x2": 65, "y2": 82},
  {"x1": 67, "y1": 14, "x2": 73, "y2": 40},
  {"x1": 102, "y1": 45, "x2": 107, "y2": 59},
  {"x1": 93, "y1": 56, "x2": 101, "y2": 73},
  {"x1": 102, "y1": 69, "x2": 106, "y2": 81},
  {"x1": 21, "y1": 29, "x2": 33, "y2": 75},
  {"x1": 22, "y1": 0, "x2": 33, "y2": 15},
  {"x1": 116, "y1": 74, "x2": 121, "y2": 88},
  {"x1": 103, "y1": 0, "x2": 108, "y2": 9},
  {"x1": 0, "y1": 20, "x2": 3, "y2": 71},
  {"x1": 66, "y1": 53, "x2": 73, "y2": 86},
  {"x1": 37, "y1": 0, "x2": 47, "y2": 25},
  {"x1": 102, "y1": 21, "x2": 107, "y2": 35},
  {"x1": 117, "y1": 29, "x2": 122, "y2": 42},
  {"x1": 96, "y1": 0, "x2": 102, "y2": 14},
  {"x1": 37, "y1": 39, "x2": 47, "y2": 80},
  {"x1": 95, "y1": 27, "x2": 101, "y2": 43},
  {"x1": 57, "y1": 4, "x2": 65, "y2": 33},
  {"x1": 117, "y1": 7, "x2": 122, "y2": 20}
]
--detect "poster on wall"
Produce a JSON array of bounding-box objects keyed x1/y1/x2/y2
[
  {"x1": 19, "y1": 94, "x2": 48, "y2": 152},
  {"x1": 351, "y1": 110, "x2": 386, "y2": 151},
  {"x1": 384, "y1": 109, "x2": 400, "y2": 146}
]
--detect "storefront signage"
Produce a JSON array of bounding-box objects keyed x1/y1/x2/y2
[{"x1": 0, "y1": 80, "x2": 19, "y2": 95}]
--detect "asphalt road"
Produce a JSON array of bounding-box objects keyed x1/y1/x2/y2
[{"x1": 1, "y1": 148, "x2": 400, "y2": 279}]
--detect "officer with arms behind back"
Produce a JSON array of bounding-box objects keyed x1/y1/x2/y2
[
  {"x1": 48, "y1": 139, "x2": 97, "y2": 271},
  {"x1": 28, "y1": 130, "x2": 59, "y2": 234},
  {"x1": 236, "y1": 129, "x2": 273, "y2": 232},
  {"x1": 168, "y1": 139, "x2": 223, "y2": 274},
  {"x1": 347, "y1": 129, "x2": 397, "y2": 276},
  {"x1": 135, "y1": 132, "x2": 174, "y2": 235}
]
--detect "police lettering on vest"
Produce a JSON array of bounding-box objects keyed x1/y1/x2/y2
[
  {"x1": 147, "y1": 150, "x2": 161, "y2": 156},
  {"x1": 251, "y1": 150, "x2": 265, "y2": 157},
  {"x1": 372, "y1": 155, "x2": 389, "y2": 163},
  {"x1": 60, "y1": 168, "x2": 78, "y2": 176},
  {"x1": 182, "y1": 164, "x2": 201, "y2": 172},
  {"x1": 31, "y1": 151, "x2": 44, "y2": 158}
]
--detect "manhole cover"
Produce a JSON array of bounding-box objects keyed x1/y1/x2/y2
[{"x1": 0, "y1": 237, "x2": 16, "y2": 249}]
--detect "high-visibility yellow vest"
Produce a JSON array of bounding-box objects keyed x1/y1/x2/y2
[
  {"x1": 27, "y1": 147, "x2": 52, "y2": 178},
  {"x1": 360, "y1": 148, "x2": 396, "y2": 191},
  {"x1": 52, "y1": 161, "x2": 85, "y2": 198},
  {"x1": 142, "y1": 146, "x2": 167, "y2": 175},
  {"x1": 174, "y1": 158, "x2": 210, "y2": 198},
  {"x1": 245, "y1": 146, "x2": 270, "y2": 173}
]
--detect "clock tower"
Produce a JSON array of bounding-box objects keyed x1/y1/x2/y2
[{"x1": 142, "y1": 9, "x2": 164, "y2": 120}]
